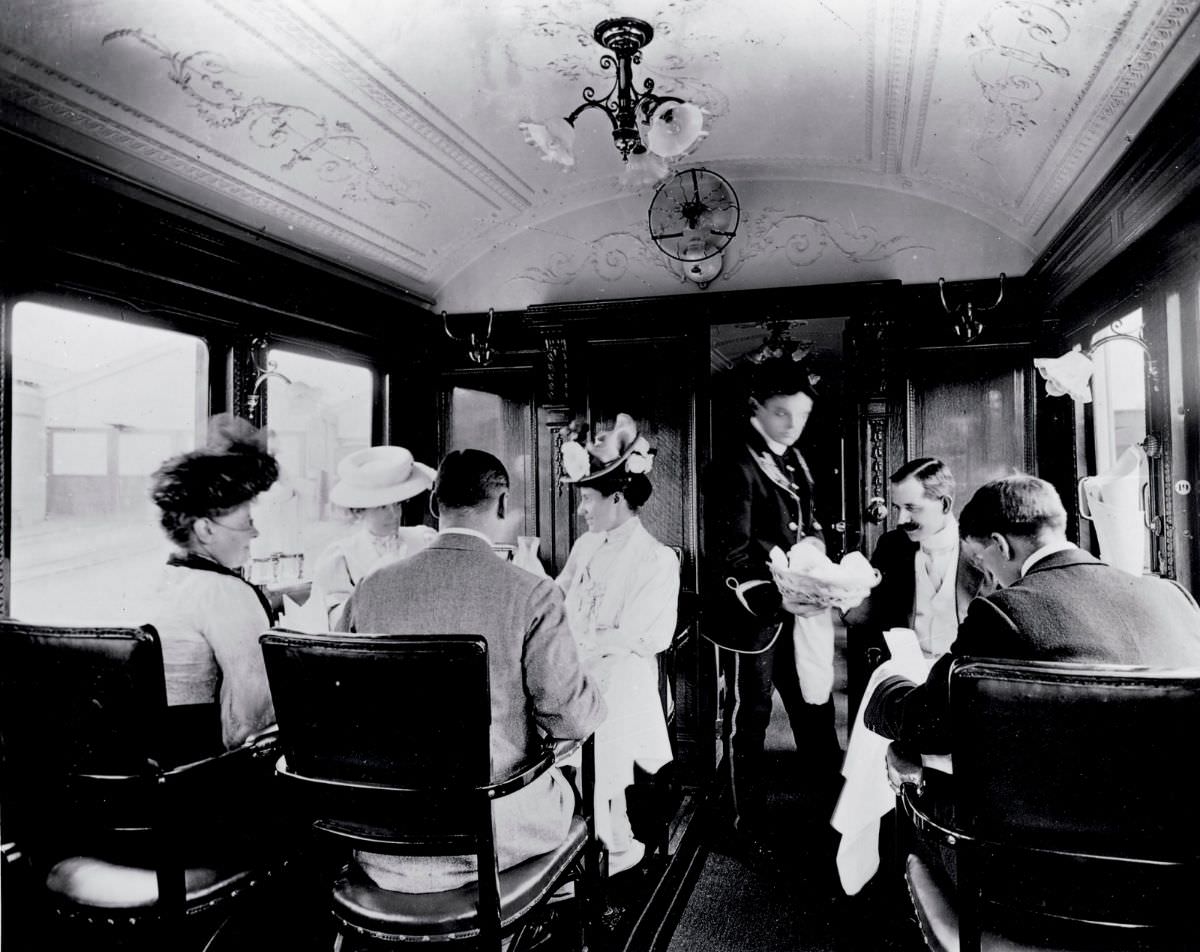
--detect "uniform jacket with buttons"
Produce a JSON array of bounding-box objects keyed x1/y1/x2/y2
[{"x1": 703, "y1": 425, "x2": 823, "y2": 652}]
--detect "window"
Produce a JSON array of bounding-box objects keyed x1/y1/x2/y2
[
  {"x1": 10, "y1": 301, "x2": 208, "y2": 624},
  {"x1": 1090, "y1": 310, "x2": 1147, "y2": 474},
  {"x1": 1088, "y1": 309, "x2": 1150, "y2": 573},
  {"x1": 258, "y1": 348, "x2": 373, "y2": 583}
]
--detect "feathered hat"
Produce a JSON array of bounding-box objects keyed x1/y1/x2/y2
[
  {"x1": 559, "y1": 413, "x2": 655, "y2": 485},
  {"x1": 150, "y1": 414, "x2": 278, "y2": 516}
]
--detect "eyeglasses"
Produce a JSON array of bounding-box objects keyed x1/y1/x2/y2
[{"x1": 208, "y1": 517, "x2": 256, "y2": 534}]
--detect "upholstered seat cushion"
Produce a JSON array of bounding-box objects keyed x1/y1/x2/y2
[
  {"x1": 46, "y1": 856, "x2": 259, "y2": 910},
  {"x1": 332, "y1": 816, "x2": 587, "y2": 939},
  {"x1": 905, "y1": 855, "x2": 1158, "y2": 952}
]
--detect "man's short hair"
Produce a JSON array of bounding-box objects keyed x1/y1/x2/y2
[
  {"x1": 959, "y1": 475, "x2": 1067, "y2": 540},
  {"x1": 434, "y1": 449, "x2": 508, "y2": 510},
  {"x1": 890, "y1": 457, "x2": 955, "y2": 503},
  {"x1": 745, "y1": 356, "x2": 818, "y2": 406}
]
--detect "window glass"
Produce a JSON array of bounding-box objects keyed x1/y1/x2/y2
[
  {"x1": 1088, "y1": 309, "x2": 1149, "y2": 572},
  {"x1": 1090, "y1": 310, "x2": 1147, "y2": 472},
  {"x1": 258, "y1": 349, "x2": 373, "y2": 584},
  {"x1": 10, "y1": 301, "x2": 208, "y2": 624}
]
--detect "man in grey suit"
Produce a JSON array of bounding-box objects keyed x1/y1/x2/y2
[
  {"x1": 336, "y1": 449, "x2": 606, "y2": 893},
  {"x1": 865, "y1": 474, "x2": 1200, "y2": 749}
]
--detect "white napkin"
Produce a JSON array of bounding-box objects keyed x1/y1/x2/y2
[
  {"x1": 792, "y1": 609, "x2": 835, "y2": 704},
  {"x1": 1079, "y1": 444, "x2": 1146, "y2": 575},
  {"x1": 831, "y1": 628, "x2": 932, "y2": 895},
  {"x1": 278, "y1": 592, "x2": 330, "y2": 633}
]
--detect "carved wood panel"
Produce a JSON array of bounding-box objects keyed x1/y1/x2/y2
[{"x1": 905, "y1": 347, "x2": 1037, "y2": 507}]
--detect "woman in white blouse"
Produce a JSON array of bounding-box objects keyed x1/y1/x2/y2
[
  {"x1": 311, "y1": 445, "x2": 437, "y2": 628},
  {"x1": 147, "y1": 415, "x2": 280, "y2": 757},
  {"x1": 557, "y1": 414, "x2": 678, "y2": 874}
]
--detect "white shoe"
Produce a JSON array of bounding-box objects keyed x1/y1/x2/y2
[{"x1": 606, "y1": 838, "x2": 645, "y2": 876}]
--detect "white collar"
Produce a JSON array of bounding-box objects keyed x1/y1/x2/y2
[
  {"x1": 597, "y1": 514, "x2": 640, "y2": 544},
  {"x1": 1021, "y1": 540, "x2": 1077, "y2": 577},
  {"x1": 749, "y1": 417, "x2": 789, "y2": 456},
  {"x1": 440, "y1": 527, "x2": 493, "y2": 545},
  {"x1": 920, "y1": 516, "x2": 959, "y2": 554}
]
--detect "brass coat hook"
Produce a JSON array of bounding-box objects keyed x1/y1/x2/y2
[{"x1": 938, "y1": 273, "x2": 1005, "y2": 343}]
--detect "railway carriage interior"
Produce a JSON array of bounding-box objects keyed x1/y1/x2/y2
[{"x1": 3, "y1": 2, "x2": 1200, "y2": 950}]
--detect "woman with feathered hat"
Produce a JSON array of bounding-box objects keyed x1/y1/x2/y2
[
  {"x1": 146, "y1": 414, "x2": 280, "y2": 756},
  {"x1": 557, "y1": 413, "x2": 679, "y2": 875}
]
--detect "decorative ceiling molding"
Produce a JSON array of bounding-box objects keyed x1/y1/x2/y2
[
  {"x1": 720, "y1": 205, "x2": 933, "y2": 280},
  {"x1": 909, "y1": 0, "x2": 948, "y2": 170},
  {"x1": 882, "y1": 0, "x2": 921, "y2": 175},
  {"x1": 103, "y1": 29, "x2": 430, "y2": 212},
  {"x1": 511, "y1": 228, "x2": 675, "y2": 286},
  {"x1": 0, "y1": 58, "x2": 429, "y2": 282},
  {"x1": 1024, "y1": 0, "x2": 1200, "y2": 225},
  {"x1": 205, "y1": 0, "x2": 532, "y2": 211},
  {"x1": 2, "y1": 0, "x2": 1196, "y2": 313}
]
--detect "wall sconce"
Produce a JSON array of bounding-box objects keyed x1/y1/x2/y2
[
  {"x1": 938, "y1": 273, "x2": 1005, "y2": 343},
  {"x1": 1033, "y1": 322, "x2": 1158, "y2": 404},
  {"x1": 443, "y1": 308, "x2": 495, "y2": 366}
]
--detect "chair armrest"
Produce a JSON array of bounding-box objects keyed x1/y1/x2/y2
[
  {"x1": 885, "y1": 743, "x2": 925, "y2": 796},
  {"x1": 484, "y1": 748, "x2": 556, "y2": 800},
  {"x1": 158, "y1": 729, "x2": 279, "y2": 793},
  {"x1": 898, "y1": 781, "x2": 974, "y2": 848}
]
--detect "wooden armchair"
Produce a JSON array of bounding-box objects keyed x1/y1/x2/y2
[
  {"x1": 0, "y1": 620, "x2": 282, "y2": 950},
  {"x1": 259, "y1": 630, "x2": 601, "y2": 952},
  {"x1": 891, "y1": 658, "x2": 1200, "y2": 951}
]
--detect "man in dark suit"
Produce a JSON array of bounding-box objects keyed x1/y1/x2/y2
[
  {"x1": 865, "y1": 474, "x2": 1200, "y2": 750},
  {"x1": 337, "y1": 449, "x2": 606, "y2": 893},
  {"x1": 704, "y1": 357, "x2": 840, "y2": 841},
  {"x1": 843, "y1": 458, "x2": 994, "y2": 721}
]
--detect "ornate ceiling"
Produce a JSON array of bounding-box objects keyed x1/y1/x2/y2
[{"x1": 2, "y1": 0, "x2": 1198, "y2": 314}]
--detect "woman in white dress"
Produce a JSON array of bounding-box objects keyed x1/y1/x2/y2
[
  {"x1": 312, "y1": 445, "x2": 438, "y2": 628},
  {"x1": 557, "y1": 414, "x2": 678, "y2": 874}
]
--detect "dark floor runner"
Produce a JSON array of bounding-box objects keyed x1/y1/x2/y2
[{"x1": 666, "y1": 756, "x2": 927, "y2": 951}]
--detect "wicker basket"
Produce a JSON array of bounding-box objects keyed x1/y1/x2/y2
[{"x1": 769, "y1": 563, "x2": 880, "y2": 610}]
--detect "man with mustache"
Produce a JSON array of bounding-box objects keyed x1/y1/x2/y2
[{"x1": 843, "y1": 458, "x2": 994, "y2": 721}]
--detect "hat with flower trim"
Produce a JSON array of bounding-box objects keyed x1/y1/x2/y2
[{"x1": 559, "y1": 413, "x2": 655, "y2": 485}]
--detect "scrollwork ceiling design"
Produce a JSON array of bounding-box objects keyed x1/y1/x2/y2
[
  {"x1": 0, "y1": 0, "x2": 1196, "y2": 311},
  {"x1": 103, "y1": 29, "x2": 429, "y2": 212},
  {"x1": 508, "y1": 207, "x2": 932, "y2": 291},
  {"x1": 512, "y1": 227, "x2": 676, "y2": 287}
]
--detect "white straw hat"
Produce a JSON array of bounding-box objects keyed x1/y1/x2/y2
[{"x1": 329, "y1": 446, "x2": 436, "y2": 509}]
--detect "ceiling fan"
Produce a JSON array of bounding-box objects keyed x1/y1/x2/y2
[{"x1": 648, "y1": 167, "x2": 740, "y2": 287}]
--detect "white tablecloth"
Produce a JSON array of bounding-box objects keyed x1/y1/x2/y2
[{"x1": 830, "y1": 628, "x2": 935, "y2": 895}]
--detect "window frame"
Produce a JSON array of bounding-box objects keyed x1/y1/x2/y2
[{"x1": 0, "y1": 294, "x2": 395, "y2": 619}]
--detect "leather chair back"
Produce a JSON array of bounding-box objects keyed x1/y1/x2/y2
[
  {"x1": 261, "y1": 631, "x2": 490, "y2": 788},
  {"x1": 951, "y1": 659, "x2": 1200, "y2": 857},
  {"x1": 260, "y1": 630, "x2": 594, "y2": 951},
  {"x1": 935, "y1": 659, "x2": 1200, "y2": 941},
  {"x1": 0, "y1": 621, "x2": 168, "y2": 778},
  {"x1": 0, "y1": 620, "x2": 282, "y2": 938}
]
